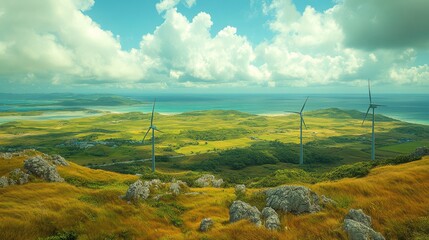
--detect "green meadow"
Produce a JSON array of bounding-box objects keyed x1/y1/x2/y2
[{"x1": 1, "y1": 108, "x2": 428, "y2": 183}]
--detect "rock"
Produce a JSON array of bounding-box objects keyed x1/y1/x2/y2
[
  {"x1": 0, "y1": 176, "x2": 9, "y2": 187},
  {"x1": 212, "y1": 178, "x2": 224, "y2": 188},
  {"x1": 235, "y1": 184, "x2": 246, "y2": 196},
  {"x1": 170, "y1": 182, "x2": 181, "y2": 196},
  {"x1": 265, "y1": 186, "x2": 320, "y2": 214},
  {"x1": 50, "y1": 154, "x2": 69, "y2": 166},
  {"x1": 0, "y1": 152, "x2": 12, "y2": 159},
  {"x1": 194, "y1": 174, "x2": 224, "y2": 188},
  {"x1": 24, "y1": 156, "x2": 64, "y2": 182},
  {"x1": 195, "y1": 174, "x2": 215, "y2": 187},
  {"x1": 124, "y1": 180, "x2": 150, "y2": 201},
  {"x1": 229, "y1": 200, "x2": 262, "y2": 226},
  {"x1": 176, "y1": 180, "x2": 188, "y2": 188},
  {"x1": 262, "y1": 207, "x2": 281, "y2": 230},
  {"x1": 8, "y1": 168, "x2": 30, "y2": 185},
  {"x1": 343, "y1": 219, "x2": 385, "y2": 240},
  {"x1": 345, "y1": 209, "x2": 372, "y2": 228},
  {"x1": 199, "y1": 218, "x2": 214, "y2": 232},
  {"x1": 321, "y1": 195, "x2": 337, "y2": 206},
  {"x1": 149, "y1": 179, "x2": 162, "y2": 187}
]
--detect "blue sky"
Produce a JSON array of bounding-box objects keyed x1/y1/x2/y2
[
  {"x1": 86, "y1": 0, "x2": 335, "y2": 51},
  {"x1": 0, "y1": 0, "x2": 428, "y2": 93}
]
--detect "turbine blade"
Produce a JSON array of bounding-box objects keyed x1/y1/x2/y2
[
  {"x1": 155, "y1": 129, "x2": 163, "y2": 133},
  {"x1": 142, "y1": 127, "x2": 151, "y2": 143},
  {"x1": 368, "y1": 79, "x2": 372, "y2": 104},
  {"x1": 300, "y1": 96, "x2": 309, "y2": 113},
  {"x1": 362, "y1": 106, "x2": 371, "y2": 125},
  {"x1": 302, "y1": 116, "x2": 308, "y2": 129},
  {"x1": 285, "y1": 111, "x2": 300, "y2": 114},
  {"x1": 150, "y1": 98, "x2": 156, "y2": 126}
]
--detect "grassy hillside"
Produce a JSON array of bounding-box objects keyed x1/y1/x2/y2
[{"x1": 0, "y1": 152, "x2": 428, "y2": 239}]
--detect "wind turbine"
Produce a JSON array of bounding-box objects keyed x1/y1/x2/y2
[
  {"x1": 286, "y1": 97, "x2": 309, "y2": 165},
  {"x1": 362, "y1": 80, "x2": 383, "y2": 161},
  {"x1": 143, "y1": 98, "x2": 162, "y2": 172}
]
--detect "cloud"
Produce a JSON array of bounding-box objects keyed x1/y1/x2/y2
[
  {"x1": 333, "y1": 0, "x2": 429, "y2": 50},
  {"x1": 139, "y1": 9, "x2": 269, "y2": 87},
  {"x1": 156, "y1": 0, "x2": 197, "y2": 13},
  {"x1": 389, "y1": 65, "x2": 429, "y2": 85},
  {"x1": 0, "y1": 0, "x2": 145, "y2": 85}
]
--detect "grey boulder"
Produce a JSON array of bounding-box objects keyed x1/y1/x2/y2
[
  {"x1": 235, "y1": 184, "x2": 246, "y2": 196},
  {"x1": 265, "y1": 186, "x2": 320, "y2": 214},
  {"x1": 262, "y1": 207, "x2": 281, "y2": 230},
  {"x1": 0, "y1": 176, "x2": 8, "y2": 187},
  {"x1": 124, "y1": 180, "x2": 150, "y2": 201},
  {"x1": 50, "y1": 154, "x2": 69, "y2": 166},
  {"x1": 199, "y1": 218, "x2": 214, "y2": 232},
  {"x1": 8, "y1": 168, "x2": 30, "y2": 185},
  {"x1": 229, "y1": 200, "x2": 262, "y2": 226},
  {"x1": 24, "y1": 156, "x2": 64, "y2": 182},
  {"x1": 170, "y1": 182, "x2": 181, "y2": 196},
  {"x1": 343, "y1": 219, "x2": 385, "y2": 240},
  {"x1": 345, "y1": 209, "x2": 372, "y2": 228}
]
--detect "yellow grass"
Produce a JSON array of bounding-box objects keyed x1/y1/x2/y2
[{"x1": 1, "y1": 154, "x2": 428, "y2": 239}]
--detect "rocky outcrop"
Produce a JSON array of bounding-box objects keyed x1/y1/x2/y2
[
  {"x1": 235, "y1": 184, "x2": 246, "y2": 196},
  {"x1": 124, "y1": 180, "x2": 150, "y2": 201},
  {"x1": 343, "y1": 209, "x2": 385, "y2": 240},
  {"x1": 229, "y1": 200, "x2": 261, "y2": 226},
  {"x1": 262, "y1": 207, "x2": 281, "y2": 230},
  {"x1": 343, "y1": 219, "x2": 385, "y2": 240},
  {"x1": 50, "y1": 154, "x2": 69, "y2": 166},
  {"x1": 0, "y1": 152, "x2": 12, "y2": 159},
  {"x1": 265, "y1": 186, "x2": 320, "y2": 214},
  {"x1": 321, "y1": 195, "x2": 337, "y2": 206},
  {"x1": 195, "y1": 174, "x2": 224, "y2": 188},
  {"x1": 170, "y1": 182, "x2": 180, "y2": 196},
  {"x1": 212, "y1": 178, "x2": 224, "y2": 188},
  {"x1": 345, "y1": 209, "x2": 372, "y2": 227},
  {"x1": 24, "y1": 156, "x2": 64, "y2": 182},
  {"x1": 0, "y1": 176, "x2": 8, "y2": 187},
  {"x1": 199, "y1": 218, "x2": 214, "y2": 232},
  {"x1": 8, "y1": 168, "x2": 30, "y2": 185}
]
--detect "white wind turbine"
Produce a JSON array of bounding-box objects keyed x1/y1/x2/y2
[
  {"x1": 143, "y1": 98, "x2": 162, "y2": 172},
  {"x1": 362, "y1": 80, "x2": 383, "y2": 161},
  {"x1": 286, "y1": 97, "x2": 309, "y2": 165}
]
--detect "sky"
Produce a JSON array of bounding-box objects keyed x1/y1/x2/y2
[{"x1": 0, "y1": 0, "x2": 429, "y2": 94}]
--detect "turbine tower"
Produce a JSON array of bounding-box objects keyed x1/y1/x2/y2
[
  {"x1": 362, "y1": 80, "x2": 383, "y2": 161},
  {"x1": 286, "y1": 97, "x2": 309, "y2": 165},
  {"x1": 143, "y1": 98, "x2": 162, "y2": 172}
]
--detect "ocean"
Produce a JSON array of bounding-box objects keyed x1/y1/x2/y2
[{"x1": 0, "y1": 93, "x2": 428, "y2": 125}]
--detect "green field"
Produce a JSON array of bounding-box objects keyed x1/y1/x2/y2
[{"x1": 1, "y1": 108, "x2": 428, "y2": 183}]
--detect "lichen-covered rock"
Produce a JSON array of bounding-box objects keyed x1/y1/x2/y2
[
  {"x1": 235, "y1": 184, "x2": 246, "y2": 196},
  {"x1": 345, "y1": 209, "x2": 372, "y2": 228},
  {"x1": 229, "y1": 200, "x2": 261, "y2": 226},
  {"x1": 24, "y1": 156, "x2": 64, "y2": 182},
  {"x1": 124, "y1": 180, "x2": 150, "y2": 201},
  {"x1": 0, "y1": 176, "x2": 9, "y2": 187},
  {"x1": 212, "y1": 178, "x2": 224, "y2": 188},
  {"x1": 321, "y1": 195, "x2": 337, "y2": 206},
  {"x1": 8, "y1": 168, "x2": 30, "y2": 185},
  {"x1": 148, "y1": 179, "x2": 162, "y2": 188},
  {"x1": 170, "y1": 182, "x2": 181, "y2": 196},
  {"x1": 50, "y1": 154, "x2": 69, "y2": 166},
  {"x1": 0, "y1": 152, "x2": 12, "y2": 159},
  {"x1": 343, "y1": 219, "x2": 385, "y2": 240},
  {"x1": 194, "y1": 174, "x2": 224, "y2": 188},
  {"x1": 265, "y1": 186, "x2": 320, "y2": 214},
  {"x1": 262, "y1": 207, "x2": 281, "y2": 230},
  {"x1": 195, "y1": 174, "x2": 216, "y2": 187},
  {"x1": 199, "y1": 218, "x2": 214, "y2": 232}
]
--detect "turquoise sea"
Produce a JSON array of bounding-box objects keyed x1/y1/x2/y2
[{"x1": 0, "y1": 93, "x2": 428, "y2": 125}]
